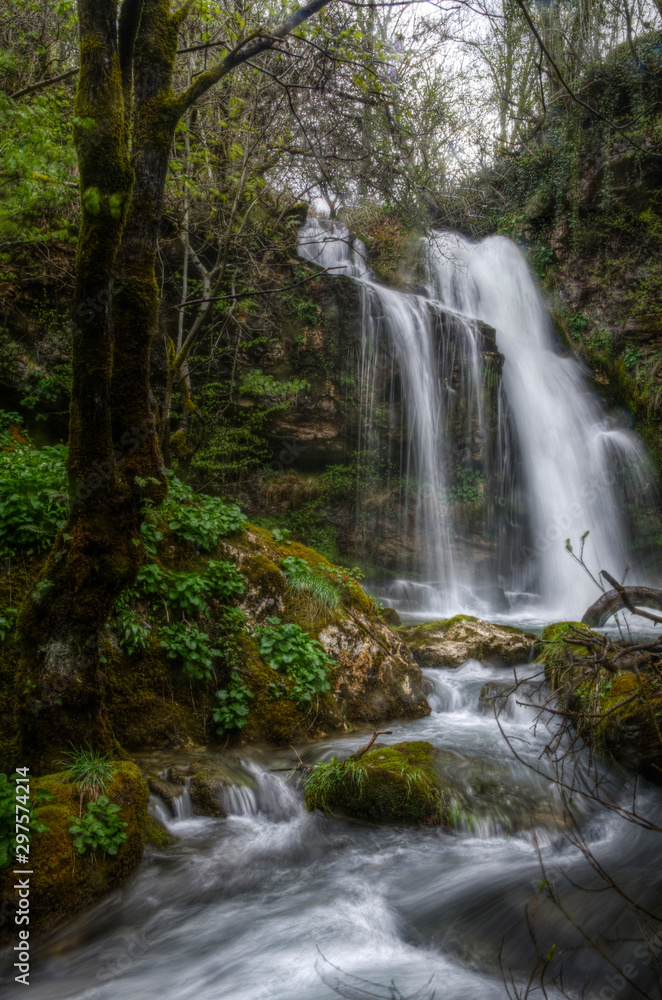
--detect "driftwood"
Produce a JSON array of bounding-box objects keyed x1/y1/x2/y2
[{"x1": 582, "y1": 577, "x2": 662, "y2": 628}]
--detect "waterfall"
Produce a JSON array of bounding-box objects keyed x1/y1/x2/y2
[
  {"x1": 298, "y1": 221, "x2": 656, "y2": 619},
  {"x1": 427, "y1": 233, "x2": 654, "y2": 616}
]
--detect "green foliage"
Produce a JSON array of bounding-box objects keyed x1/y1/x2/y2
[
  {"x1": 0, "y1": 773, "x2": 52, "y2": 868},
  {"x1": 132, "y1": 559, "x2": 245, "y2": 618},
  {"x1": 68, "y1": 797, "x2": 128, "y2": 856},
  {"x1": 448, "y1": 468, "x2": 484, "y2": 504},
  {"x1": 60, "y1": 745, "x2": 116, "y2": 801},
  {"x1": 270, "y1": 527, "x2": 291, "y2": 545},
  {"x1": 623, "y1": 345, "x2": 642, "y2": 372},
  {"x1": 212, "y1": 672, "x2": 254, "y2": 733},
  {"x1": 304, "y1": 755, "x2": 367, "y2": 809},
  {"x1": 160, "y1": 621, "x2": 223, "y2": 682},
  {"x1": 569, "y1": 312, "x2": 589, "y2": 333},
  {"x1": 167, "y1": 483, "x2": 246, "y2": 551},
  {"x1": 116, "y1": 608, "x2": 151, "y2": 656},
  {"x1": 254, "y1": 616, "x2": 334, "y2": 704},
  {"x1": 0, "y1": 441, "x2": 67, "y2": 555},
  {"x1": 281, "y1": 555, "x2": 340, "y2": 610},
  {"x1": 205, "y1": 560, "x2": 247, "y2": 601},
  {"x1": 0, "y1": 605, "x2": 17, "y2": 642}
]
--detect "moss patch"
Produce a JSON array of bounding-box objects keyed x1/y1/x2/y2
[
  {"x1": 0, "y1": 761, "x2": 149, "y2": 942},
  {"x1": 304, "y1": 740, "x2": 453, "y2": 824}
]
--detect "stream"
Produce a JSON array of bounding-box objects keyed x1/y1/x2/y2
[{"x1": 12, "y1": 654, "x2": 662, "y2": 1000}]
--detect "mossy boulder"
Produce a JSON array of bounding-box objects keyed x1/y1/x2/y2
[
  {"x1": 401, "y1": 615, "x2": 536, "y2": 668},
  {"x1": 304, "y1": 741, "x2": 454, "y2": 824},
  {"x1": 305, "y1": 739, "x2": 563, "y2": 830},
  {"x1": 535, "y1": 622, "x2": 662, "y2": 782},
  {"x1": 0, "y1": 761, "x2": 149, "y2": 943}
]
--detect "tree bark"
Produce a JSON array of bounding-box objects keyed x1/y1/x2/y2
[{"x1": 17, "y1": 0, "x2": 137, "y2": 764}]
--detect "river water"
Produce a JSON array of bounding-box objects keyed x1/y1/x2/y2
[{"x1": 12, "y1": 657, "x2": 662, "y2": 1000}]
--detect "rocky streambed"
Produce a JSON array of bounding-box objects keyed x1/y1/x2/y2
[{"x1": 4, "y1": 618, "x2": 662, "y2": 1000}]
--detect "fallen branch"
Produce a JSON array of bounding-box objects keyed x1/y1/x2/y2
[{"x1": 350, "y1": 730, "x2": 392, "y2": 760}]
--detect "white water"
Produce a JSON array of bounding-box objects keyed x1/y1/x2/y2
[
  {"x1": 427, "y1": 233, "x2": 654, "y2": 618},
  {"x1": 13, "y1": 664, "x2": 662, "y2": 1000},
  {"x1": 298, "y1": 221, "x2": 657, "y2": 620}
]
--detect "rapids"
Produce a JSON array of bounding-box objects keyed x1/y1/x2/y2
[{"x1": 9, "y1": 661, "x2": 662, "y2": 1000}]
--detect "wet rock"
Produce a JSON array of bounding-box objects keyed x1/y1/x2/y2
[
  {"x1": 304, "y1": 740, "x2": 561, "y2": 831},
  {"x1": 145, "y1": 814, "x2": 178, "y2": 848},
  {"x1": 401, "y1": 615, "x2": 536, "y2": 668},
  {"x1": 478, "y1": 680, "x2": 514, "y2": 713},
  {"x1": 188, "y1": 759, "x2": 256, "y2": 818},
  {"x1": 380, "y1": 606, "x2": 401, "y2": 626},
  {"x1": 535, "y1": 621, "x2": 662, "y2": 783},
  {"x1": 148, "y1": 776, "x2": 180, "y2": 802}
]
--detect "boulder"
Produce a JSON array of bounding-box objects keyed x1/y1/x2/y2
[
  {"x1": 401, "y1": 615, "x2": 536, "y2": 668},
  {"x1": 304, "y1": 739, "x2": 562, "y2": 831},
  {"x1": 0, "y1": 762, "x2": 149, "y2": 943},
  {"x1": 477, "y1": 680, "x2": 514, "y2": 713},
  {"x1": 535, "y1": 621, "x2": 662, "y2": 782}
]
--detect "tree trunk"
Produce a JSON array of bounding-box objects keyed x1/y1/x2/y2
[{"x1": 17, "y1": 0, "x2": 137, "y2": 764}]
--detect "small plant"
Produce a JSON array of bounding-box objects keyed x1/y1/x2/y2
[
  {"x1": 304, "y1": 756, "x2": 368, "y2": 811},
  {"x1": 117, "y1": 608, "x2": 151, "y2": 656},
  {"x1": 212, "y1": 673, "x2": 254, "y2": 733},
  {"x1": 160, "y1": 621, "x2": 222, "y2": 681},
  {"x1": 448, "y1": 468, "x2": 484, "y2": 504},
  {"x1": 0, "y1": 442, "x2": 67, "y2": 556},
  {"x1": 281, "y1": 555, "x2": 340, "y2": 610},
  {"x1": 623, "y1": 344, "x2": 642, "y2": 372},
  {"x1": 254, "y1": 616, "x2": 334, "y2": 704},
  {"x1": 167, "y1": 479, "x2": 246, "y2": 551},
  {"x1": 69, "y1": 796, "x2": 128, "y2": 856},
  {"x1": 60, "y1": 744, "x2": 116, "y2": 813},
  {"x1": 205, "y1": 560, "x2": 247, "y2": 601},
  {"x1": 271, "y1": 527, "x2": 291, "y2": 545},
  {"x1": 0, "y1": 606, "x2": 17, "y2": 643},
  {"x1": 0, "y1": 773, "x2": 51, "y2": 868}
]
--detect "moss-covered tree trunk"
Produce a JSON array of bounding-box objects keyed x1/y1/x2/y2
[
  {"x1": 16, "y1": 0, "x2": 335, "y2": 766},
  {"x1": 17, "y1": 0, "x2": 139, "y2": 763}
]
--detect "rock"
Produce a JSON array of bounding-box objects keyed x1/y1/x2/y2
[
  {"x1": 380, "y1": 606, "x2": 401, "y2": 626},
  {"x1": 535, "y1": 621, "x2": 662, "y2": 782},
  {"x1": 145, "y1": 814, "x2": 178, "y2": 848},
  {"x1": 188, "y1": 759, "x2": 255, "y2": 818},
  {"x1": 478, "y1": 680, "x2": 513, "y2": 713},
  {"x1": 401, "y1": 615, "x2": 536, "y2": 668},
  {"x1": 0, "y1": 762, "x2": 149, "y2": 943},
  {"x1": 148, "y1": 776, "x2": 180, "y2": 802},
  {"x1": 319, "y1": 612, "x2": 429, "y2": 723},
  {"x1": 304, "y1": 740, "x2": 562, "y2": 831},
  {"x1": 304, "y1": 741, "x2": 454, "y2": 825}
]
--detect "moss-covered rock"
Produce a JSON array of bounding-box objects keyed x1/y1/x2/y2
[
  {"x1": 305, "y1": 739, "x2": 563, "y2": 831},
  {"x1": 535, "y1": 621, "x2": 662, "y2": 782},
  {"x1": 401, "y1": 615, "x2": 536, "y2": 668},
  {"x1": 305, "y1": 741, "x2": 453, "y2": 824},
  {"x1": 145, "y1": 813, "x2": 178, "y2": 848},
  {"x1": 0, "y1": 761, "x2": 149, "y2": 943}
]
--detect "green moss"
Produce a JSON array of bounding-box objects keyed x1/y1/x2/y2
[
  {"x1": 305, "y1": 740, "x2": 453, "y2": 825},
  {"x1": 0, "y1": 761, "x2": 148, "y2": 942},
  {"x1": 145, "y1": 813, "x2": 178, "y2": 848}
]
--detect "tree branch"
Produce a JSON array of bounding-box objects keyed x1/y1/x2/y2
[
  {"x1": 9, "y1": 67, "x2": 79, "y2": 100},
  {"x1": 177, "y1": 0, "x2": 336, "y2": 113}
]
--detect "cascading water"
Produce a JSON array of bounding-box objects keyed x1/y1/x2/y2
[
  {"x1": 298, "y1": 219, "x2": 493, "y2": 612},
  {"x1": 298, "y1": 220, "x2": 657, "y2": 619},
  {"x1": 426, "y1": 233, "x2": 655, "y2": 617}
]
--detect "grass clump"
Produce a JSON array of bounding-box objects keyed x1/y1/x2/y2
[{"x1": 281, "y1": 555, "x2": 340, "y2": 611}]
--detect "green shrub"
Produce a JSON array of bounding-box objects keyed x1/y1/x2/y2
[
  {"x1": 167, "y1": 477, "x2": 246, "y2": 550},
  {"x1": 212, "y1": 673, "x2": 254, "y2": 733},
  {"x1": 254, "y1": 616, "x2": 334, "y2": 704},
  {"x1": 68, "y1": 797, "x2": 128, "y2": 856},
  {"x1": 0, "y1": 442, "x2": 67, "y2": 555}
]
